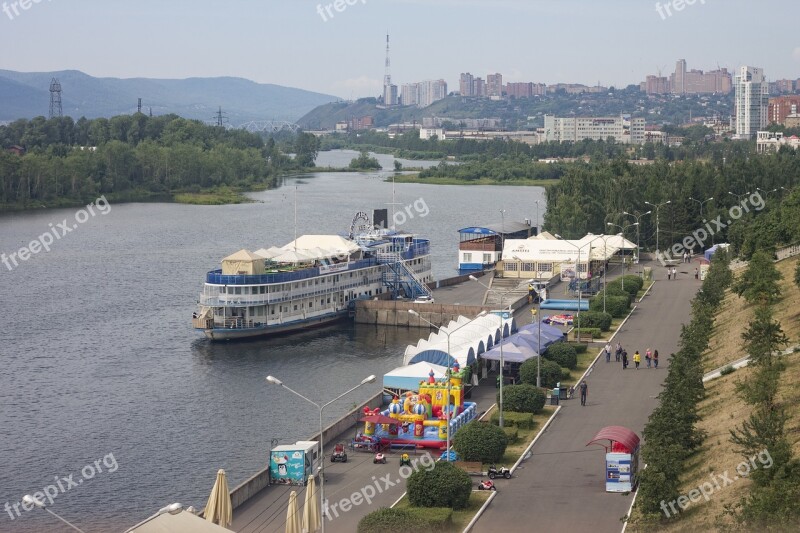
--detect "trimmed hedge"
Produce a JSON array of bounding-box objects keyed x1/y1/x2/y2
[
  {"x1": 590, "y1": 294, "x2": 630, "y2": 318},
  {"x1": 544, "y1": 343, "x2": 578, "y2": 369},
  {"x1": 573, "y1": 327, "x2": 602, "y2": 339},
  {"x1": 499, "y1": 384, "x2": 546, "y2": 414},
  {"x1": 405, "y1": 508, "x2": 453, "y2": 528},
  {"x1": 576, "y1": 310, "x2": 612, "y2": 331},
  {"x1": 407, "y1": 461, "x2": 472, "y2": 510},
  {"x1": 570, "y1": 342, "x2": 588, "y2": 354},
  {"x1": 491, "y1": 410, "x2": 537, "y2": 430},
  {"x1": 521, "y1": 358, "x2": 561, "y2": 388},
  {"x1": 452, "y1": 421, "x2": 508, "y2": 464},
  {"x1": 358, "y1": 508, "x2": 431, "y2": 533},
  {"x1": 502, "y1": 426, "x2": 519, "y2": 444}
]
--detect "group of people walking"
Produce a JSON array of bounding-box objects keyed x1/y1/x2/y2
[{"x1": 603, "y1": 342, "x2": 658, "y2": 369}]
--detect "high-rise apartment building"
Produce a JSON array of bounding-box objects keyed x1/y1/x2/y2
[
  {"x1": 400, "y1": 80, "x2": 447, "y2": 108},
  {"x1": 672, "y1": 59, "x2": 687, "y2": 95},
  {"x1": 768, "y1": 95, "x2": 800, "y2": 125},
  {"x1": 400, "y1": 83, "x2": 419, "y2": 106},
  {"x1": 459, "y1": 73, "x2": 475, "y2": 96},
  {"x1": 734, "y1": 66, "x2": 769, "y2": 139},
  {"x1": 472, "y1": 78, "x2": 485, "y2": 97},
  {"x1": 487, "y1": 73, "x2": 503, "y2": 97}
]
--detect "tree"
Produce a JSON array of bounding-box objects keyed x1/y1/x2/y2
[
  {"x1": 293, "y1": 132, "x2": 320, "y2": 167},
  {"x1": 520, "y1": 358, "x2": 562, "y2": 388},
  {"x1": 348, "y1": 151, "x2": 382, "y2": 170},
  {"x1": 544, "y1": 343, "x2": 578, "y2": 369},
  {"x1": 406, "y1": 461, "x2": 473, "y2": 510},
  {"x1": 452, "y1": 421, "x2": 508, "y2": 464},
  {"x1": 732, "y1": 251, "x2": 783, "y2": 305},
  {"x1": 795, "y1": 262, "x2": 800, "y2": 289}
]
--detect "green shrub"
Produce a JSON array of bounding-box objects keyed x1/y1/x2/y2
[
  {"x1": 358, "y1": 508, "x2": 430, "y2": 533},
  {"x1": 405, "y1": 508, "x2": 453, "y2": 528},
  {"x1": 544, "y1": 342, "x2": 578, "y2": 369},
  {"x1": 502, "y1": 426, "x2": 519, "y2": 443},
  {"x1": 520, "y1": 358, "x2": 561, "y2": 388},
  {"x1": 573, "y1": 327, "x2": 602, "y2": 339},
  {"x1": 560, "y1": 368, "x2": 572, "y2": 381},
  {"x1": 407, "y1": 461, "x2": 472, "y2": 510},
  {"x1": 619, "y1": 275, "x2": 644, "y2": 295},
  {"x1": 499, "y1": 384, "x2": 546, "y2": 414},
  {"x1": 453, "y1": 421, "x2": 508, "y2": 464},
  {"x1": 570, "y1": 342, "x2": 588, "y2": 354},
  {"x1": 720, "y1": 365, "x2": 736, "y2": 376},
  {"x1": 577, "y1": 310, "x2": 613, "y2": 331},
  {"x1": 590, "y1": 294, "x2": 630, "y2": 318},
  {"x1": 598, "y1": 284, "x2": 633, "y2": 306},
  {"x1": 490, "y1": 411, "x2": 536, "y2": 430}
]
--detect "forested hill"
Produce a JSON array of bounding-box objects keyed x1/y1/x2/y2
[{"x1": 0, "y1": 70, "x2": 337, "y2": 123}]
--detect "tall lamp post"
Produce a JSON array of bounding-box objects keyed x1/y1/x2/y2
[
  {"x1": 728, "y1": 190, "x2": 751, "y2": 204},
  {"x1": 644, "y1": 200, "x2": 671, "y2": 254},
  {"x1": 266, "y1": 374, "x2": 376, "y2": 532},
  {"x1": 408, "y1": 309, "x2": 487, "y2": 459},
  {"x1": 552, "y1": 235, "x2": 604, "y2": 342},
  {"x1": 468, "y1": 276, "x2": 532, "y2": 427},
  {"x1": 21, "y1": 495, "x2": 88, "y2": 533},
  {"x1": 688, "y1": 196, "x2": 714, "y2": 248},
  {"x1": 622, "y1": 210, "x2": 651, "y2": 269},
  {"x1": 534, "y1": 200, "x2": 540, "y2": 235},
  {"x1": 597, "y1": 233, "x2": 622, "y2": 314},
  {"x1": 606, "y1": 223, "x2": 638, "y2": 291}
]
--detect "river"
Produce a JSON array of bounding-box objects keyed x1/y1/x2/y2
[{"x1": 0, "y1": 167, "x2": 544, "y2": 532}]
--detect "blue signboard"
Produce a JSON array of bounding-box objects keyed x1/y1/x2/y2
[{"x1": 270, "y1": 449, "x2": 307, "y2": 486}]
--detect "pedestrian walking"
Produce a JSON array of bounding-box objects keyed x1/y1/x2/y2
[
  {"x1": 633, "y1": 350, "x2": 641, "y2": 369},
  {"x1": 694, "y1": 267, "x2": 699, "y2": 280},
  {"x1": 645, "y1": 348, "x2": 652, "y2": 368},
  {"x1": 667, "y1": 268, "x2": 671, "y2": 281},
  {"x1": 615, "y1": 342, "x2": 622, "y2": 362},
  {"x1": 605, "y1": 342, "x2": 612, "y2": 363},
  {"x1": 622, "y1": 350, "x2": 628, "y2": 369},
  {"x1": 579, "y1": 380, "x2": 588, "y2": 406},
  {"x1": 653, "y1": 349, "x2": 659, "y2": 369},
  {"x1": 672, "y1": 267, "x2": 677, "y2": 280}
]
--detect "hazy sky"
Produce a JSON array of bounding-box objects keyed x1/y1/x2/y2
[{"x1": 1, "y1": 0, "x2": 798, "y2": 98}]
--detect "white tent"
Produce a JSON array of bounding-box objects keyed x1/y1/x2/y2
[
  {"x1": 221, "y1": 249, "x2": 265, "y2": 275},
  {"x1": 253, "y1": 246, "x2": 285, "y2": 259},
  {"x1": 383, "y1": 362, "x2": 449, "y2": 392},
  {"x1": 403, "y1": 314, "x2": 513, "y2": 367}
]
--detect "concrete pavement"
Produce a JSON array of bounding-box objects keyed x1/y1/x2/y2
[{"x1": 472, "y1": 260, "x2": 702, "y2": 533}]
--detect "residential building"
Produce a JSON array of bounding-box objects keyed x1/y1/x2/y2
[
  {"x1": 418, "y1": 79, "x2": 447, "y2": 107},
  {"x1": 644, "y1": 60, "x2": 732, "y2": 95},
  {"x1": 459, "y1": 73, "x2": 475, "y2": 96},
  {"x1": 734, "y1": 66, "x2": 769, "y2": 139},
  {"x1": 768, "y1": 96, "x2": 800, "y2": 125},
  {"x1": 672, "y1": 59, "x2": 687, "y2": 94},
  {"x1": 382, "y1": 83, "x2": 398, "y2": 106},
  {"x1": 543, "y1": 115, "x2": 646, "y2": 144},
  {"x1": 756, "y1": 131, "x2": 800, "y2": 154},
  {"x1": 643, "y1": 75, "x2": 670, "y2": 95},
  {"x1": 775, "y1": 79, "x2": 795, "y2": 94},
  {"x1": 785, "y1": 106, "x2": 800, "y2": 129},
  {"x1": 487, "y1": 73, "x2": 503, "y2": 98},
  {"x1": 400, "y1": 83, "x2": 419, "y2": 106},
  {"x1": 472, "y1": 77, "x2": 485, "y2": 97},
  {"x1": 419, "y1": 128, "x2": 444, "y2": 140}
]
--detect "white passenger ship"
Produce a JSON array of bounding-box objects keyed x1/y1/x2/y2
[{"x1": 193, "y1": 212, "x2": 433, "y2": 340}]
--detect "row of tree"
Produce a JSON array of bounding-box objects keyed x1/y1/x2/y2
[
  {"x1": 636, "y1": 249, "x2": 732, "y2": 522},
  {"x1": 0, "y1": 116, "x2": 324, "y2": 207}
]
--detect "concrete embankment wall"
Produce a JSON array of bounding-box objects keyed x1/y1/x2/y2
[
  {"x1": 355, "y1": 300, "x2": 492, "y2": 328},
  {"x1": 227, "y1": 391, "x2": 384, "y2": 511}
]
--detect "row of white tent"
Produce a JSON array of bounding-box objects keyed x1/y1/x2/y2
[{"x1": 388, "y1": 315, "x2": 565, "y2": 391}]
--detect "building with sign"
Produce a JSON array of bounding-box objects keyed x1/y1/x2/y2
[
  {"x1": 498, "y1": 233, "x2": 636, "y2": 280},
  {"x1": 458, "y1": 221, "x2": 534, "y2": 274}
]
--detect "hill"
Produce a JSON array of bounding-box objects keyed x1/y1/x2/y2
[{"x1": 0, "y1": 69, "x2": 338, "y2": 124}]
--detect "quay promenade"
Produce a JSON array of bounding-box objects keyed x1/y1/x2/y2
[
  {"x1": 228, "y1": 260, "x2": 644, "y2": 532},
  {"x1": 473, "y1": 258, "x2": 701, "y2": 532}
]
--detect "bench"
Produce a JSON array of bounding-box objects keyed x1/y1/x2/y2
[{"x1": 454, "y1": 461, "x2": 484, "y2": 476}]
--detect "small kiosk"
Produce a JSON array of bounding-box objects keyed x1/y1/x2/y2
[{"x1": 586, "y1": 426, "x2": 640, "y2": 493}]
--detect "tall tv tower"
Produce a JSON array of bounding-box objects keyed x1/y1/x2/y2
[
  {"x1": 384, "y1": 33, "x2": 391, "y2": 90},
  {"x1": 382, "y1": 33, "x2": 396, "y2": 106},
  {"x1": 49, "y1": 78, "x2": 62, "y2": 119}
]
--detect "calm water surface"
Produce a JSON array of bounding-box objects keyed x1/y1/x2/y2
[{"x1": 0, "y1": 172, "x2": 543, "y2": 532}]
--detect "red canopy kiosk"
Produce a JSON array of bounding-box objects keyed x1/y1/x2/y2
[{"x1": 586, "y1": 425, "x2": 640, "y2": 492}]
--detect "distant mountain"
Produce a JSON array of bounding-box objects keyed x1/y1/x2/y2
[{"x1": 0, "y1": 70, "x2": 338, "y2": 124}]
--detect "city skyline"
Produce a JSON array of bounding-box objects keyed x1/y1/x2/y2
[{"x1": 0, "y1": 0, "x2": 798, "y2": 99}]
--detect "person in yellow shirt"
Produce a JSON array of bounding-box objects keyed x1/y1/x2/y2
[{"x1": 633, "y1": 350, "x2": 641, "y2": 369}]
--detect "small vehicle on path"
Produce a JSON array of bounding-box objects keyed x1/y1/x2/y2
[
  {"x1": 478, "y1": 479, "x2": 496, "y2": 491},
  {"x1": 331, "y1": 443, "x2": 348, "y2": 463},
  {"x1": 487, "y1": 464, "x2": 511, "y2": 479},
  {"x1": 373, "y1": 452, "x2": 387, "y2": 464}
]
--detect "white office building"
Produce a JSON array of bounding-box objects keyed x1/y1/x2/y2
[
  {"x1": 544, "y1": 115, "x2": 646, "y2": 144},
  {"x1": 734, "y1": 66, "x2": 768, "y2": 139}
]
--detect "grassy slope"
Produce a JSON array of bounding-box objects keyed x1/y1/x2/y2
[{"x1": 629, "y1": 257, "x2": 800, "y2": 531}]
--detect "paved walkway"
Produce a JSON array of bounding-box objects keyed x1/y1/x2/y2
[{"x1": 472, "y1": 259, "x2": 702, "y2": 533}]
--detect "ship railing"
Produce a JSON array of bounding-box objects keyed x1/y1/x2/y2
[{"x1": 205, "y1": 258, "x2": 379, "y2": 285}]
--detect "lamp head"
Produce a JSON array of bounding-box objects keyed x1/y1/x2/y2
[
  {"x1": 266, "y1": 376, "x2": 282, "y2": 386},
  {"x1": 554, "y1": 233, "x2": 562, "y2": 239},
  {"x1": 408, "y1": 309, "x2": 419, "y2": 316},
  {"x1": 22, "y1": 495, "x2": 44, "y2": 509},
  {"x1": 159, "y1": 503, "x2": 182, "y2": 515},
  {"x1": 644, "y1": 210, "x2": 652, "y2": 215},
  {"x1": 362, "y1": 375, "x2": 377, "y2": 384},
  {"x1": 468, "y1": 275, "x2": 478, "y2": 281}
]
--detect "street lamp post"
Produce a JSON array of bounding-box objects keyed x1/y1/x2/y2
[
  {"x1": 606, "y1": 223, "x2": 639, "y2": 291},
  {"x1": 408, "y1": 309, "x2": 487, "y2": 459},
  {"x1": 688, "y1": 196, "x2": 714, "y2": 248},
  {"x1": 597, "y1": 233, "x2": 621, "y2": 314},
  {"x1": 534, "y1": 200, "x2": 540, "y2": 236},
  {"x1": 552, "y1": 235, "x2": 604, "y2": 343},
  {"x1": 266, "y1": 374, "x2": 376, "y2": 532},
  {"x1": 644, "y1": 200, "x2": 671, "y2": 254},
  {"x1": 469, "y1": 276, "x2": 532, "y2": 427},
  {"x1": 728, "y1": 190, "x2": 751, "y2": 204},
  {"x1": 123, "y1": 502, "x2": 184, "y2": 533},
  {"x1": 21, "y1": 495, "x2": 88, "y2": 533},
  {"x1": 622, "y1": 210, "x2": 651, "y2": 271}
]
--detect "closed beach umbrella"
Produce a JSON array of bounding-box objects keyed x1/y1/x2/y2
[
  {"x1": 302, "y1": 475, "x2": 321, "y2": 533},
  {"x1": 286, "y1": 490, "x2": 301, "y2": 533},
  {"x1": 204, "y1": 469, "x2": 232, "y2": 527}
]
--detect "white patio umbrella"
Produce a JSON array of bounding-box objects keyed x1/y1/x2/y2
[
  {"x1": 204, "y1": 469, "x2": 232, "y2": 527},
  {"x1": 302, "y1": 475, "x2": 321, "y2": 533},
  {"x1": 286, "y1": 491, "x2": 301, "y2": 533}
]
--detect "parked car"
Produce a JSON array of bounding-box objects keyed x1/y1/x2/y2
[{"x1": 413, "y1": 295, "x2": 434, "y2": 304}]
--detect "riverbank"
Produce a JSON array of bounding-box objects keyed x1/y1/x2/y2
[{"x1": 390, "y1": 175, "x2": 560, "y2": 187}]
